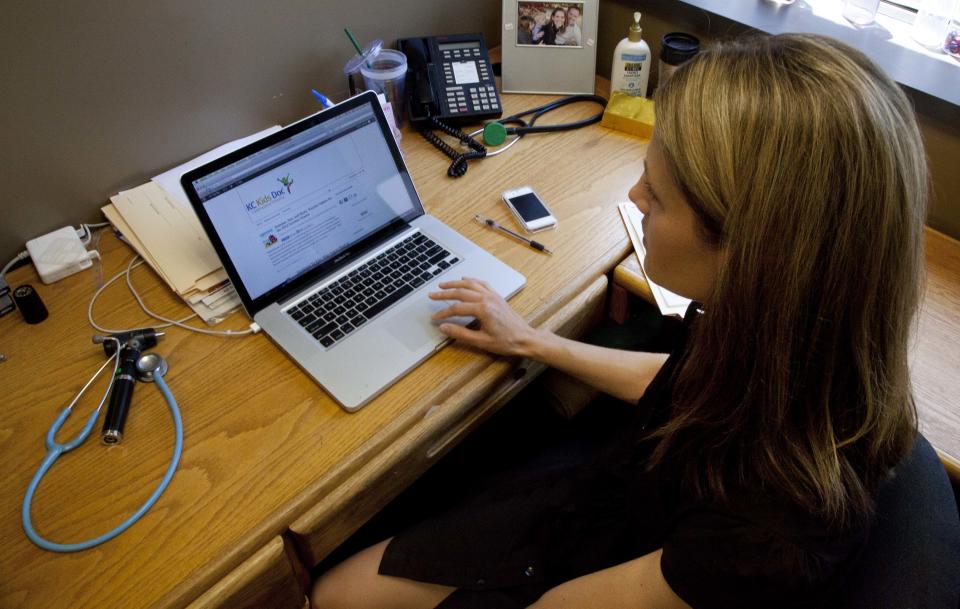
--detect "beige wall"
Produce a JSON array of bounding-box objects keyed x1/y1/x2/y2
[
  {"x1": 598, "y1": 1, "x2": 960, "y2": 241},
  {"x1": 0, "y1": 0, "x2": 500, "y2": 263}
]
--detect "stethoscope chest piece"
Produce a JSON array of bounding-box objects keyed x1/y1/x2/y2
[
  {"x1": 482, "y1": 122, "x2": 508, "y2": 146},
  {"x1": 136, "y1": 352, "x2": 167, "y2": 382}
]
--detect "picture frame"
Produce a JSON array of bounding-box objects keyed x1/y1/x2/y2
[{"x1": 501, "y1": 0, "x2": 599, "y2": 94}]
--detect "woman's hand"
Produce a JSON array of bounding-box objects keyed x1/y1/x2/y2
[
  {"x1": 431, "y1": 279, "x2": 668, "y2": 401},
  {"x1": 430, "y1": 277, "x2": 544, "y2": 357}
]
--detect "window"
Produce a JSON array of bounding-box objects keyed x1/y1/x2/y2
[
  {"x1": 676, "y1": 0, "x2": 959, "y2": 105},
  {"x1": 880, "y1": 0, "x2": 920, "y2": 23},
  {"x1": 885, "y1": 0, "x2": 922, "y2": 10}
]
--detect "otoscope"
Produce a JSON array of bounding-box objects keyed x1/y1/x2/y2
[{"x1": 93, "y1": 328, "x2": 162, "y2": 444}]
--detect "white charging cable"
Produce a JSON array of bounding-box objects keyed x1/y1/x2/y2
[{"x1": 88, "y1": 254, "x2": 257, "y2": 337}]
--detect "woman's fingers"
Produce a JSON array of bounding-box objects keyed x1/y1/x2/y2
[
  {"x1": 436, "y1": 277, "x2": 493, "y2": 293},
  {"x1": 432, "y1": 301, "x2": 481, "y2": 320},
  {"x1": 429, "y1": 288, "x2": 483, "y2": 303},
  {"x1": 435, "y1": 321, "x2": 485, "y2": 343},
  {"x1": 430, "y1": 278, "x2": 497, "y2": 313},
  {"x1": 427, "y1": 276, "x2": 536, "y2": 357}
]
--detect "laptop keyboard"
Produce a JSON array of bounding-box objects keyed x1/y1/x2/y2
[{"x1": 286, "y1": 233, "x2": 460, "y2": 348}]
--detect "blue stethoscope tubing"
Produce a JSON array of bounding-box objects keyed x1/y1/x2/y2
[{"x1": 21, "y1": 353, "x2": 183, "y2": 552}]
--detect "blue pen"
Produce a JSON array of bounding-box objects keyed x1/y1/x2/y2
[{"x1": 311, "y1": 89, "x2": 334, "y2": 109}]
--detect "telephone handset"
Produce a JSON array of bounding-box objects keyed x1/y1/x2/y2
[{"x1": 398, "y1": 33, "x2": 502, "y2": 125}]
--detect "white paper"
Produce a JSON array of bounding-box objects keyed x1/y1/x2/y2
[
  {"x1": 200, "y1": 283, "x2": 238, "y2": 308},
  {"x1": 618, "y1": 202, "x2": 691, "y2": 317},
  {"x1": 152, "y1": 125, "x2": 282, "y2": 211}
]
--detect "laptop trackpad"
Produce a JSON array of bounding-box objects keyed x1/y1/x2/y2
[
  {"x1": 386, "y1": 298, "x2": 444, "y2": 351},
  {"x1": 388, "y1": 299, "x2": 471, "y2": 351}
]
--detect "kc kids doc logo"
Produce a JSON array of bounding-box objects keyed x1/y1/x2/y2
[{"x1": 244, "y1": 174, "x2": 294, "y2": 211}]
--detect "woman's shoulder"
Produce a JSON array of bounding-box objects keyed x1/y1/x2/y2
[
  {"x1": 667, "y1": 486, "x2": 868, "y2": 552},
  {"x1": 660, "y1": 488, "x2": 868, "y2": 606}
]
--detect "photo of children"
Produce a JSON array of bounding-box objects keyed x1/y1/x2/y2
[{"x1": 516, "y1": 1, "x2": 584, "y2": 48}]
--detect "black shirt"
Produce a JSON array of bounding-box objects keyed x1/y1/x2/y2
[{"x1": 380, "y1": 305, "x2": 870, "y2": 608}]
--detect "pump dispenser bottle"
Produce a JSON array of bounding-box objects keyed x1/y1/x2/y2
[{"x1": 611, "y1": 12, "x2": 651, "y2": 98}]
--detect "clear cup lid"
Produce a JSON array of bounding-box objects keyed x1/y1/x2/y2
[{"x1": 343, "y1": 39, "x2": 383, "y2": 74}]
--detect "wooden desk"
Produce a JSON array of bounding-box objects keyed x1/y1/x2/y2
[
  {"x1": 0, "y1": 91, "x2": 644, "y2": 608},
  {"x1": 612, "y1": 228, "x2": 960, "y2": 473}
]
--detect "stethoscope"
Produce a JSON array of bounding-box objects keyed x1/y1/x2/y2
[
  {"x1": 419, "y1": 94, "x2": 607, "y2": 177},
  {"x1": 21, "y1": 332, "x2": 183, "y2": 552},
  {"x1": 469, "y1": 93, "x2": 608, "y2": 155}
]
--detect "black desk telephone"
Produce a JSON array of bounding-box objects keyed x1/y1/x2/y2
[
  {"x1": 398, "y1": 33, "x2": 502, "y2": 125},
  {"x1": 397, "y1": 33, "x2": 606, "y2": 179}
]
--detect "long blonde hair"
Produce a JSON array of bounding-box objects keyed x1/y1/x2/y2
[{"x1": 651, "y1": 34, "x2": 926, "y2": 526}]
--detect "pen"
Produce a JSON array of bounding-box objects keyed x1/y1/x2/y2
[
  {"x1": 474, "y1": 214, "x2": 554, "y2": 255},
  {"x1": 311, "y1": 89, "x2": 334, "y2": 109}
]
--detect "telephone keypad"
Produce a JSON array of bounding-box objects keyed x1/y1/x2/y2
[
  {"x1": 446, "y1": 84, "x2": 497, "y2": 114},
  {"x1": 444, "y1": 78, "x2": 495, "y2": 114}
]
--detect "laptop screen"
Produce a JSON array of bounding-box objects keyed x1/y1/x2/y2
[{"x1": 187, "y1": 97, "x2": 422, "y2": 303}]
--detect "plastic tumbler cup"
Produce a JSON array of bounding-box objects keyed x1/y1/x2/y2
[
  {"x1": 843, "y1": 0, "x2": 881, "y2": 26},
  {"x1": 360, "y1": 49, "x2": 407, "y2": 127},
  {"x1": 912, "y1": 0, "x2": 960, "y2": 48},
  {"x1": 343, "y1": 39, "x2": 383, "y2": 96}
]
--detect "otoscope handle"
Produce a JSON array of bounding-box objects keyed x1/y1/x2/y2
[{"x1": 101, "y1": 348, "x2": 138, "y2": 444}]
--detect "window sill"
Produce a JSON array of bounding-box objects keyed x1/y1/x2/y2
[{"x1": 677, "y1": 0, "x2": 960, "y2": 107}]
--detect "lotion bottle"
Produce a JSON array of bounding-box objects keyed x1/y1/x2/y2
[{"x1": 611, "y1": 12, "x2": 651, "y2": 98}]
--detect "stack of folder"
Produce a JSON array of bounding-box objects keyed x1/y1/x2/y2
[
  {"x1": 101, "y1": 126, "x2": 281, "y2": 323},
  {"x1": 102, "y1": 182, "x2": 238, "y2": 323}
]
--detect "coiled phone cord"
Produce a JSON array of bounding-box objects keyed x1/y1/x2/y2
[
  {"x1": 21, "y1": 358, "x2": 183, "y2": 552},
  {"x1": 419, "y1": 116, "x2": 487, "y2": 177}
]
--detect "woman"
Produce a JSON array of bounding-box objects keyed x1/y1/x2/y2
[
  {"x1": 312, "y1": 33, "x2": 941, "y2": 608},
  {"x1": 554, "y1": 6, "x2": 582, "y2": 46},
  {"x1": 541, "y1": 7, "x2": 566, "y2": 46}
]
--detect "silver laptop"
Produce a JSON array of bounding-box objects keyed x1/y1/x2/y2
[{"x1": 182, "y1": 91, "x2": 525, "y2": 411}]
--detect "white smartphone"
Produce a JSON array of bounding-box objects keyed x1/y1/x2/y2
[{"x1": 501, "y1": 186, "x2": 557, "y2": 232}]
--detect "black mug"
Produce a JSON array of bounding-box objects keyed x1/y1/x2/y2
[{"x1": 658, "y1": 32, "x2": 700, "y2": 89}]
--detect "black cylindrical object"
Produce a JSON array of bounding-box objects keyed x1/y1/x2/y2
[
  {"x1": 12, "y1": 285, "x2": 48, "y2": 324},
  {"x1": 102, "y1": 346, "x2": 139, "y2": 444},
  {"x1": 658, "y1": 32, "x2": 700, "y2": 88}
]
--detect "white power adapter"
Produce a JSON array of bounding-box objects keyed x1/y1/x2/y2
[{"x1": 25, "y1": 226, "x2": 100, "y2": 284}]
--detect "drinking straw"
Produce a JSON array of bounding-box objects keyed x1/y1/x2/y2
[
  {"x1": 344, "y1": 28, "x2": 364, "y2": 55},
  {"x1": 344, "y1": 27, "x2": 375, "y2": 69}
]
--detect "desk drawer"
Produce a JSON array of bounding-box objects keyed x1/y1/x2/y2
[
  {"x1": 288, "y1": 275, "x2": 608, "y2": 568},
  {"x1": 185, "y1": 537, "x2": 306, "y2": 609}
]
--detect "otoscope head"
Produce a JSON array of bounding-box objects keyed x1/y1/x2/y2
[{"x1": 94, "y1": 328, "x2": 163, "y2": 356}]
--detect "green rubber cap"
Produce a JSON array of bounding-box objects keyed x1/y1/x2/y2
[{"x1": 483, "y1": 122, "x2": 508, "y2": 146}]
